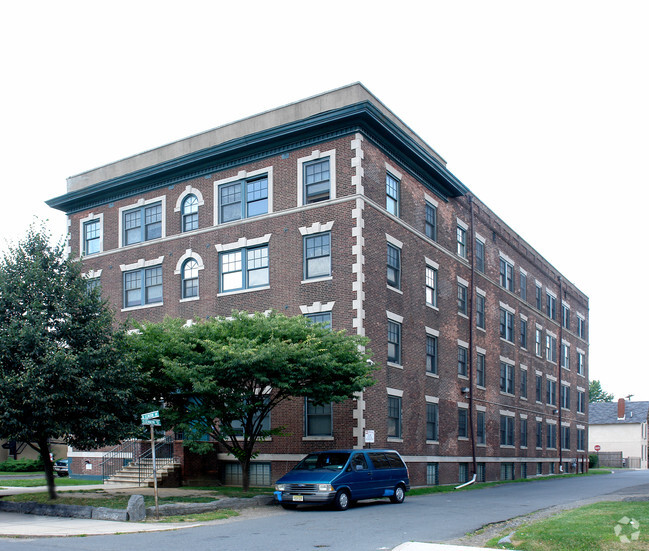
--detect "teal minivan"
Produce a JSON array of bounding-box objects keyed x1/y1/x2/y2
[{"x1": 274, "y1": 449, "x2": 410, "y2": 511}]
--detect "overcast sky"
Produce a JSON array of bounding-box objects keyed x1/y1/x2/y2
[{"x1": 1, "y1": 1, "x2": 647, "y2": 400}]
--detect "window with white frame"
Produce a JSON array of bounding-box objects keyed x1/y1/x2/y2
[
  {"x1": 181, "y1": 194, "x2": 199, "y2": 232},
  {"x1": 546, "y1": 379, "x2": 557, "y2": 405},
  {"x1": 387, "y1": 244, "x2": 401, "y2": 289},
  {"x1": 535, "y1": 327, "x2": 543, "y2": 356},
  {"x1": 181, "y1": 258, "x2": 199, "y2": 299},
  {"x1": 562, "y1": 303, "x2": 570, "y2": 329},
  {"x1": 520, "y1": 368, "x2": 528, "y2": 399},
  {"x1": 304, "y1": 159, "x2": 331, "y2": 204},
  {"x1": 561, "y1": 343, "x2": 570, "y2": 369},
  {"x1": 388, "y1": 320, "x2": 401, "y2": 365},
  {"x1": 83, "y1": 219, "x2": 101, "y2": 255},
  {"x1": 219, "y1": 175, "x2": 269, "y2": 222},
  {"x1": 520, "y1": 318, "x2": 528, "y2": 348},
  {"x1": 546, "y1": 334, "x2": 557, "y2": 363},
  {"x1": 577, "y1": 390, "x2": 586, "y2": 413},
  {"x1": 305, "y1": 311, "x2": 332, "y2": 328},
  {"x1": 561, "y1": 384, "x2": 571, "y2": 410},
  {"x1": 546, "y1": 291, "x2": 557, "y2": 319},
  {"x1": 220, "y1": 245, "x2": 269, "y2": 292},
  {"x1": 86, "y1": 277, "x2": 101, "y2": 293},
  {"x1": 124, "y1": 265, "x2": 163, "y2": 308},
  {"x1": 425, "y1": 265, "x2": 437, "y2": 307},
  {"x1": 458, "y1": 282, "x2": 468, "y2": 315},
  {"x1": 577, "y1": 315, "x2": 586, "y2": 339},
  {"x1": 499, "y1": 257, "x2": 514, "y2": 291},
  {"x1": 304, "y1": 232, "x2": 331, "y2": 280},
  {"x1": 305, "y1": 399, "x2": 332, "y2": 436},
  {"x1": 577, "y1": 428, "x2": 585, "y2": 450},
  {"x1": 123, "y1": 201, "x2": 163, "y2": 245},
  {"x1": 520, "y1": 270, "x2": 527, "y2": 301},
  {"x1": 500, "y1": 362, "x2": 515, "y2": 395},
  {"x1": 386, "y1": 172, "x2": 400, "y2": 216},
  {"x1": 456, "y1": 224, "x2": 467, "y2": 258},
  {"x1": 535, "y1": 283, "x2": 543, "y2": 310},
  {"x1": 577, "y1": 351, "x2": 585, "y2": 375},
  {"x1": 561, "y1": 425, "x2": 571, "y2": 450}
]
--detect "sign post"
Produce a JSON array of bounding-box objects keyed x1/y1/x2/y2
[{"x1": 141, "y1": 411, "x2": 161, "y2": 519}]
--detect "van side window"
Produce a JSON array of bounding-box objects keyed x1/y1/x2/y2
[
  {"x1": 351, "y1": 453, "x2": 368, "y2": 471},
  {"x1": 385, "y1": 452, "x2": 406, "y2": 468},
  {"x1": 368, "y1": 452, "x2": 391, "y2": 469}
]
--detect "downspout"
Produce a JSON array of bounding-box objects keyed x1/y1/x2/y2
[
  {"x1": 557, "y1": 276, "x2": 563, "y2": 471},
  {"x1": 467, "y1": 195, "x2": 477, "y2": 479}
]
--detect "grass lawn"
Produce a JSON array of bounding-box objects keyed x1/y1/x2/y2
[
  {"x1": 487, "y1": 502, "x2": 649, "y2": 550},
  {"x1": 157, "y1": 509, "x2": 239, "y2": 523},
  {"x1": 0, "y1": 478, "x2": 103, "y2": 487},
  {"x1": 0, "y1": 471, "x2": 45, "y2": 476}
]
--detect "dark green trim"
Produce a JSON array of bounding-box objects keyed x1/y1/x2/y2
[{"x1": 47, "y1": 101, "x2": 468, "y2": 214}]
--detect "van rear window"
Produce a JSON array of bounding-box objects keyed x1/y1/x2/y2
[{"x1": 385, "y1": 452, "x2": 406, "y2": 468}]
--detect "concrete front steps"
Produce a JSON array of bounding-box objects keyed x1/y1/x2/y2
[{"x1": 105, "y1": 459, "x2": 181, "y2": 487}]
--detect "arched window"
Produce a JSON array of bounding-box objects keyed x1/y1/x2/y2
[
  {"x1": 182, "y1": 194, "x2": 199, "y2": 232},
  {"x1": 182, "y1": 258, "x2": 199, "y2": 298}
]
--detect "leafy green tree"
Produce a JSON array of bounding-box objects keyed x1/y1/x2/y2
[
  {"x1": 130, "y1": 311, "x2": 376, "y2": 491},
  {"x1": 589, "y1": 379, "x2": 614, "y2": 403},
  {"x1": 0, "y1": 227, "x2": 143, "y2": 499}
]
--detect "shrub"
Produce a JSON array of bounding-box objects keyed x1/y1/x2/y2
[
  {"x1": 0, "y1": 457, "x2": 44, "y2": 472},
  {"x1": 588, "y1": 454, "x2": 599, "y2": 468}
]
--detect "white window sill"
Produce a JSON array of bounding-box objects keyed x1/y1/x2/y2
[
  {"x1": 217, "y1": 285, "x2": 270, "y2": 297},
  {"x1": 426, "y1": 372, "x2": 439, "y2": 379},
  {"x1": 458, "y1": 374, "x2": 469, "y2": 380},
  {"x1": 426, "y1": 440, "x2": 439, "y2": 445},
  {"x1": 121, "y1": 302, "x2": 164, "y2": 313},
  {"x1": 500, "y1": 445, "x2": 515, "y2": 449},
  {"x1": 500, "y1": 338, "x2": 515, "y2": 346},
  {"x1": 426, "y1": 303, "x2": 439, "y2": 311},
  {"x1": 302, "y1": 436, "x2": 334, "y2": 441},
  {"x1": 458, "y1": 312, "x2": 469, "y2": 319},
  {"x1": 387, "y1": 361, "x2": 403, "y2": 369},
  {"x1": 179, "y1": 296, "x2": 200, "y2": 303},
  {"x1": 301, "y1": 276, "x2": 333, "y2": 284},
  {"x1": 500, "y1": 391, "x2": 515, "y2": 397},
  {"x1": 387, "y1": 437, "x2": 403, "y2": 443},
  {"x1": 387, "y1": 285, "x2": 403, "y2": 294},
  {"x1": 458, "y1": 437, "x2": 469, "y2": 441},
  {"x1": 477, "y1": 326, "x2": 486, "y2": 333}
]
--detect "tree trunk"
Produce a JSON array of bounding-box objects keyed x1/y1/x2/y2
[
  {"x1": 38, "y1": 436, "x2": 57, "y2": 500},
  {"x1": 241, "y1": 457, "x2": 250, "y2": 492}
]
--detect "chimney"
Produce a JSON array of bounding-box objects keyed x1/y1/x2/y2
[{"x1": 617, "y1": 398, "x2": 626, "y2": 420}]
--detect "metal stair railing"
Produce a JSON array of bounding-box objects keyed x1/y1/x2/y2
[
  {"x1": 137, "y1": 435, "x2": 179, "y2": 486},
  {"x1": 99, "y1": 439, "x2": 150, "y2": 481}
]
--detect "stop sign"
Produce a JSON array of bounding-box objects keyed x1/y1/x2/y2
[{"x1": 594, "y1": 445, "x2": 601, "y2": 451}]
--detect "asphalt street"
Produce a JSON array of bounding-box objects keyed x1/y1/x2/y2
[{"x1": 1, "y1": 470, "x2": 647, "y2": 551}]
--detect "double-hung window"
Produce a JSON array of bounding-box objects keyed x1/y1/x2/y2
[
  {"x1": 500, "y1": 308, "x2": 514, "y2": 342},
  {"x1": 475, "y1": 239, "x2": 485, "y2": 273},
  {"x1": 476, "y1": 411, "x2": 486, "y2": 444},
  {"x1": 387, "y1": 321, "x2": 401, "y2": 365},
  {"x1": 520, "y1": 318, "x2": 528, "y2": 348},
  {"x1": 124, "y1": 202, "x2": 162, "y2": 245},
  {"x1": 577, "y1": 428, "x2": 585, "y2": 450},
  {"x1": 577, "y1": 316, "x2": 586, "y2": 339},
  {"x1": 535, "y1": 328, "x2": 543, "y2": 356},
  {"x1": 425, "y1": 266, "x2": 437, "y2": 307},
  {"x1": 547, "y1": 380, "x2": 557, "y2": 405},
  {"x1": 386, "y1": 173, "x2": 400, "y2": 215},
  {"x1": 387, "y1": 396, "x2": 402, "y2": 438},
  {"x1": 577, "y1": 390, "x2": 586, "y2": 413},
  {"x1": 305, "y1": 399, "x2": 332, "y2": 437},
  {"x1": 457, "y1": 225, "x2": 467, "y2": 258},
  {"x1": 536, "y1": 374, "x2": 542, "y2": 402},
  {"x1": 577, "y1": 351, "x2": 585, "y2": 375},
  {"x1": 500, "y1": 258, "x2": 514, "y2": 291},
  {"x1": 520, "y1": 369, "x2": 528, "y2": 398},
  {"x1": 546, "y1": 292, "x2": 557, "y2": 319},
  {"x1": 458, "y1": 283, "x2": 468, "y2": 315},
  {"x1": 426, "y1": 335, "x2": 438, "y2": 375},
  {"x1": 476, "y1": 353, "x2": 486, "y2": 387},
  {"x1": 561, "y1": 385, "x2": 571, "y2": 409},
  {"x1": 458, "y1": 346, "x2": 468, "y2": 377},
  {"x1": 425, "y1": 202, "x2": 437, "y2": 240},
  {"x1": 83, "y1": 219, "x2": 101, "y2": 255},
  {"x1": 181, "y1": 258, "x2": 199, "y2": 299},
  {"x1": 561, "y1": 343, "x2": 570, "y2": 369},
  {"x1": 500, "y1": 415, "x2": 515, "y2": 446},
  {"x1": 546, "y1": 334, "x2": 557, "y2": 362},
  {"x1": 124, "y1": 266, "x2": 163, "y2": 308},
  {"x1": 305, "y1": 312, "x2": 332, "y2": 328},
  {"x1": 220, "y1": 246, "x2": 269, "y2": 292},
  {"x1": 304, "y1": 233, "x2": 331, "y2": 280},
  {"x1": 387, "y1": 244, "x2": 401, "y2": 289},
  {"x1": 562, "y1": 304, "x2": 570, "y2": 329},
  {"x1": 426, "y1": 403, "x2": 439, "y2": 441},
  {"x1": 547, "y1": 424, "x2": 557, "y2": 449},
  {"x1": 476, "y1": 294, "x2": 486, "y2": 329},
  {"x1": 535, "y1": 284, "x2": 543, "y2": 310},
  {"x1": 521, "y1": 418, "x2": 528, "y2": 447},
  {"x1": 536, "y1": 422, "x2": 543, "y2": 448},
  {"x1": 500, "y1": 363, "x2": 515, "y2": 395},
  {"x1": 220, "y1": 176, "x2": 269, "y2": 223},
  {"x1": 458, "y1": 408, "x2": 468, "y2": 438},
  {"x1": 181, "y1": 194, "x2": 199, "y2": 232},
  {"x1": 520, "y1": 271, "x2": 527, "y2": 301},
  {"x1": 304, "y1": 159, "x2": 330, "y2": 203}
]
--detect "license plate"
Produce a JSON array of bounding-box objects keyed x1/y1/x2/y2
[{"x1": 292, "y1": 495, "x2": 304, "y2": 502}]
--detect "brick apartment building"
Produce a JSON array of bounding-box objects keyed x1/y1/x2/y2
[{"x1": 47, "y1": 83, "x2": 589, "y2": 486}]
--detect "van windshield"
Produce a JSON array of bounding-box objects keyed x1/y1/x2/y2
[{"x1": 294, "y1": 452, "x2": 350, "y2": 471}]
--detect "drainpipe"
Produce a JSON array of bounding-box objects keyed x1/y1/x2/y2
[
  {"x1": 557, "y1": 276, "x2": 563, "y2": 471},
  {"x1": 467, "y1": 195, "x2": 477, "y2": 478},
  {"x1": 455, "y1": 473, "x2": 477, "y2": 490}
]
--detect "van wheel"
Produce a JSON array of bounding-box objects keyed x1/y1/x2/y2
[
  {"x1": 390, "y1": 484, "x2": 406, "y2": 504},
  {"x1": 333, "y1": 489, "x2": 351, "y2": 511},
  {"x1": 281, "y1": 503, "x2": 298, "y2": 510}
]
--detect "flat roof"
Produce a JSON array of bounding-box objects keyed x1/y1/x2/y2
[{"x1": 66, "y1": 82, "x2": 447, "y2": 193}]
